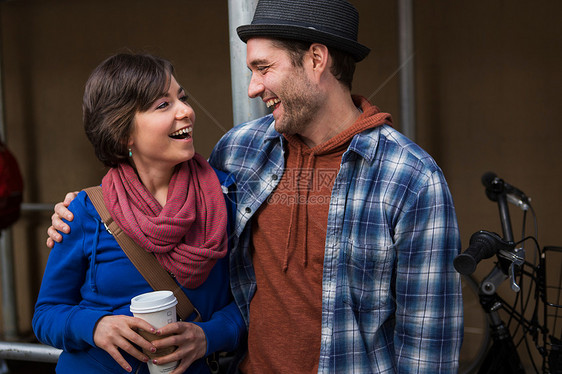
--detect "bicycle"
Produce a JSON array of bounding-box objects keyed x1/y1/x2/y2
[{"x1": 455, "y1": 172, "x2": 562, "y2": 374}]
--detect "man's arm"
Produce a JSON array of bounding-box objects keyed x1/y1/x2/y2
[
  {"x1": 393, "y1": 171, "x2": 463, "y2": 373},
  {"x1": 46, "y1": 191, "x2": 79, "y2": 248}
]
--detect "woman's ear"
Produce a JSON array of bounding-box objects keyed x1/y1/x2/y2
[{"x1": 125, "y1": 133, "x2": 134, "y2": 148}]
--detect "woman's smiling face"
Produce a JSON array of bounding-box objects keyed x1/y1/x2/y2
[{"x1": 128, "y1": 75, "x2": 196, "y2": 171}]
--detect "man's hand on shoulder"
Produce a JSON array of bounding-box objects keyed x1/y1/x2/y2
[{"x1": 46, "y1": 191, "x2": 79, "y2": 248}]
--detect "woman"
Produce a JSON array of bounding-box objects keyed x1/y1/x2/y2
[{"x1": 32, "y1": 53, "x2": 245, "y2": 374}]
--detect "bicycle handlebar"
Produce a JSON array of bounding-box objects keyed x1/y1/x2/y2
[
  {"x1": 454, "y1": 172, "x2": 527, "y2": 275},
  {"x1": 454, "y1": 230, "x2": 515, "y2": 275},
  {"x1": 481, "y1": 172, "x2": 530, "y2": 208},
  {"x1": 482, "y1": 172, "x2": 529, "y2": 241}
]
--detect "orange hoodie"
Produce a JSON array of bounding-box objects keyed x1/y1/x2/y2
[{"x1": 241, "y1": 96, "x2": 392, "y2": 374}]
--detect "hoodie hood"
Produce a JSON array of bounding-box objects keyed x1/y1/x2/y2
[{"x1": 279, "y1": 95, "x2": 392, "y2": 271}]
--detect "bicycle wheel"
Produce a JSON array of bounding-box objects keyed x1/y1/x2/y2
[{"x1": 459, "y1": 274, "x2": 490, "y2": 374}]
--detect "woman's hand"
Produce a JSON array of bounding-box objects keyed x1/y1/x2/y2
[
  {"x1": 150, "y1": 322, "x2": 207, "y2": 374},
  {"x1": 93, "y1": 315, "x2": 158, "y2": 373}
]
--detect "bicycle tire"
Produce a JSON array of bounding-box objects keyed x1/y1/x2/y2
[{"x1": 459, "y1": 274, "x2": 491, "y2": 374}]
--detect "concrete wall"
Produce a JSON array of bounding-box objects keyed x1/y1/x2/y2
[{"x1": 1, "y1": 0, "x2": 561, "y2": 369}]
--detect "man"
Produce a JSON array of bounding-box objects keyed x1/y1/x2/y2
[{"x1": 48, "y1": 0, "x2": 463, "y2": 372}]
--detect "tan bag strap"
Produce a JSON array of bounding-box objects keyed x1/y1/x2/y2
[{"x1": 84, "y1": 186, "x2": 201, "y2": 322}]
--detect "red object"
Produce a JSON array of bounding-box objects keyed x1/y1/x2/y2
[{"x1": 0, "y1": 140, "x2": 23, "y2": 229}]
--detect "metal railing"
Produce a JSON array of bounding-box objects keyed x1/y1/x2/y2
[
  {"x1": 0, "y1": 342, "x2": 61, "y2": 363},
  {"x1": 0, "y1": 204, "x2": 55, "y2": 364},
  {"x1": 1, "y1": 203, "x2": 54, "y2": 340}
]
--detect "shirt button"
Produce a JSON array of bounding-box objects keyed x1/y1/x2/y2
[
  {"x1": 245, "y1": 207, "x2": 252, "y2": 214},
  {"x1": 271, "y1": 174, "x2": 278, "y2": 180}
]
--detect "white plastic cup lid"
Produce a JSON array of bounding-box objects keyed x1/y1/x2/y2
[{"x1": 130, "y1": 290, "x2": 178, "y2": 314}]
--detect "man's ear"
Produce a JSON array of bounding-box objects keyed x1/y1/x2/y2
[{"x1": 308, "y1": 43, "x2": 330, "y2": 76}]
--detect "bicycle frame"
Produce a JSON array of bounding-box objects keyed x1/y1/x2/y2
[
  {"x1": 456, "y1": 173, "x2": 562, "y2": 374},
  {"x1": 476, "y1": 191, "x2": 526, "y2": 374}
]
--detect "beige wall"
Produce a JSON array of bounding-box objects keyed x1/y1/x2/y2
[{"x1": 1, "y1": 0, "x2": 561, "y2": 368}]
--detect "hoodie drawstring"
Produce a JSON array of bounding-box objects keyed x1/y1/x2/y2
[
  {"x1": 282, "y1": 145, "x2": 303, "y2": 272},
  {"x1": 282, "y1": 143, "x2": 317, "y2": 272},
  {"x1": 89, "y1": 219, "x2": 101, "y2": 292},
  {"x1": 300, "y1": 152, "x2": 317, "y2": 269}
]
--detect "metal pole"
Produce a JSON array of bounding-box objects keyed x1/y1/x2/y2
[
  {"x1": 0, "y1": 11, "x2": 19, "y2": 341},
  {"x1": 0, "y1": 232, "x2": 17, "y2": 340},
  {"x1": 227, "y1": 0, "x2": 268, "y2": 126},
  {"x1": 21, "y1": 203, "x2": 54, "y2": 212},
  {"x1": 398, "y1": 0, "x2": 416, "y2": 141},
  {"x1": 0, "y1": 204, "x2": 54, "y2": 340},
  {"x1": 0, "y1": 16, "x2": 5, "y2": 143},
  {"x1": 0, "y1": 342, "x2": 61, "y2": 363}
]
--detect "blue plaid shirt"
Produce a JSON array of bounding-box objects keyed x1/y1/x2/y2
[{"x1": 209, "y1": 111, "x2": 463, "y2": 373}]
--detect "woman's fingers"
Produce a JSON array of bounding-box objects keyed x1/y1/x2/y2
[
  {"x1": 93, "y1": 315, "x2": 158, "y2": 371},
  {"x1": 150, "y1": 322, "x2": 207, "y2": 370},
  {"x1": 102, "y1": 341, "x2": 136, "y2": 373}
]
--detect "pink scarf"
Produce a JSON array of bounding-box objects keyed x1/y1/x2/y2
[{"x1": 101, "y1": 154, "x2": 228, "y2": 288}]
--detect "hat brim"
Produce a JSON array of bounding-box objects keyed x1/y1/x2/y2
[{"x1": 237, "y1": 24, "x2": 370, "y2": 62}]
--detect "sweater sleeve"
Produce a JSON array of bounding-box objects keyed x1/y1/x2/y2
[
  {"x1": 32, "y1": 196, "x2": 111, "y2": 352},
  {"x1": 194, "y1": 300, "x2": 246, "y2": 356}
]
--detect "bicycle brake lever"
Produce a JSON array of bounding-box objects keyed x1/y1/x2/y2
[
  {"x1": 509, "y1": 263, "x2": 520, "y2": 292},
  {"x1": 499, "y1": 247, "x2": 525, "y2": 292}
]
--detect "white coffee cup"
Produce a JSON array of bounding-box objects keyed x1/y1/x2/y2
[{"x1": 130, "y1": 290, "x2": 179, "y2": 374}]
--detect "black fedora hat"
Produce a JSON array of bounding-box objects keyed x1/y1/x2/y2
[{"x1": 237, "y1": 0, "x2": 370, "y2": 62}]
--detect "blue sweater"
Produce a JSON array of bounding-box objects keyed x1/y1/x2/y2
[{"x1": 33, "y1": 171, "x2": 245, "y2": 374}]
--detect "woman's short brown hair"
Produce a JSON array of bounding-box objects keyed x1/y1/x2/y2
[{"x1": 83, "y1": 53, "x2": 174, "y2": 167}]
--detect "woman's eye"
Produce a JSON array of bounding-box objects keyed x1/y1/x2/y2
[
  {"x1": 156, "y1": 101, "x2": 169, "y2": 110},
  {"x1": 179, "y1": 95, "x2": 189, "y2": 103}
]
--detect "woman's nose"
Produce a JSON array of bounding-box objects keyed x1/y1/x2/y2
[{"x1": 176, "y1": 102, "x2": 195, "y2": 121}]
